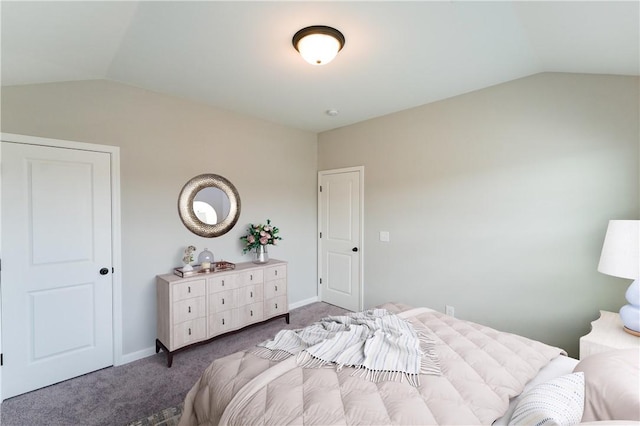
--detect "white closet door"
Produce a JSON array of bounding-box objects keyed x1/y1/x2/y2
[
  {"x1": 1, "y1": 141, "x2": 114, "y2": 399},
  {"x1": 319, "y1": 168, "x2": 363, "y2": 311}
]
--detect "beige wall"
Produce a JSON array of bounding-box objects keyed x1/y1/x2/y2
[
  {"x1": 3, "y1": 73, "x2": 638, "y2": 360},
  {"x1": 1, "y1": 80, "x2": 318, "y2": 357},
  {"x1": 318, "y1": 73, "x2": 639, "y2": 357}
]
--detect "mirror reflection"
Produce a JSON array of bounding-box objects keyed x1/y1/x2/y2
[
  {"x1": 193, "y1": 187, "x2": 231, "y2": 225},
  {"x1": 193, "y1": 201, "x2": 217, "y2": 224}
]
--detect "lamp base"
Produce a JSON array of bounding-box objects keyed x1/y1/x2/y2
[
  {"x1": 619, "y1": 279, "x2": 640, "y2": 334},
  {"x1": 623, "y1": 326, "x2": 640, "y2": 337}
]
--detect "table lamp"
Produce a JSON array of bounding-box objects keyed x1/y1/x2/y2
[{"x1": 597, "y1": 220, "x2": 640, "y2": 336}]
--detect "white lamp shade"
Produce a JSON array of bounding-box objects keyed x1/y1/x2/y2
[
  {"x1": 598, "y1": 220, "x2": 640, "y2": 279},
  {"x1": 296, "y1": 33, "x2": 342, "y2": 65}
]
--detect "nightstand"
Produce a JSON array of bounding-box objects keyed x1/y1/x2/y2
[{"x1": 579, "y1": 310, "x2": 640, "y2": 360}]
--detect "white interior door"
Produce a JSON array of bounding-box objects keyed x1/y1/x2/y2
[
  {"x1": 318, "y1": 167, "x2": 363, "y2": 311},
  {"x1": 1, "y1": 141, "x2": 114, "y2": 399}
]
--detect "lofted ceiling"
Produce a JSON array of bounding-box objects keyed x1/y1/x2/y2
[{"x1": 2, "y1": 1, "x2": 638, "y2": 133}]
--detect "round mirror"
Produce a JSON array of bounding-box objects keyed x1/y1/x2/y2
[{"x1": 178, "y1": 174, "x2": 240, "y2": 237}]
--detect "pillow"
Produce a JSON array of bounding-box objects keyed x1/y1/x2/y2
[
  {"x1": 573, "y1": 349, "x2": 640, "y2": 422},
  {"x1": 508, "y1": 372, "x2": 584, "y2": 426}
]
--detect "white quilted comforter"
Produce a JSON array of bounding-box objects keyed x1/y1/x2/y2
[{"x1": 179, "y1": 304, "x2": 565, "y2": 425}]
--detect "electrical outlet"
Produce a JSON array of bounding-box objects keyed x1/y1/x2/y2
[{"x1": 445, "y1": 305, "x2": 455, "y2": 317}]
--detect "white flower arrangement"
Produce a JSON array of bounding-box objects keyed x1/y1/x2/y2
[{"x1": 182, "y1": 245, "x2": 196, "y2": 265}]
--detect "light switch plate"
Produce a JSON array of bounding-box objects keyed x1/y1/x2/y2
[{"x1": 379, "y1": 231, "x2": 390, "y2": 242}]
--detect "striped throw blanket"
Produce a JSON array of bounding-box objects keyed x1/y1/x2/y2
[{"x1": 252, "y1": 309, "x2": 440, "y2": 386}]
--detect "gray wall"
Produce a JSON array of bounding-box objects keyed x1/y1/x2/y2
[
  {"x1": 318, "y1": 73, "x2": 639, "y2": 357},
  {"x1": 2, "y1": 73, "x2": 638, "y2": 360},
  {"x1": 1, "y1": 80, "x2": 318, "y2": 359}
]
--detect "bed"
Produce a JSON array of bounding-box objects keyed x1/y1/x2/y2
[{"x1": 179, "y1": 303, "x2": 640, "y2": 425}]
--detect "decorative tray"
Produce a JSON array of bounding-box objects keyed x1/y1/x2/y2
[
  {"x1": 214, "y1": 260, "x2": 236, "y2": 271},
  {"x1": 173, "y1": 261, "x2": 236, "y2": 278}
]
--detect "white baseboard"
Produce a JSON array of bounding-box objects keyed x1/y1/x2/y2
[
  {"x1": 117, "y1": 345, "x2": 157, "y2": 366},
  {"x1": 289, "y1": 296, "x2": 319, "y2": 310}
]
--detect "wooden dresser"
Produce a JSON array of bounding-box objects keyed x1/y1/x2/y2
[{"x1": 156, "y1": 259, "x2": 288, "y2": 366}]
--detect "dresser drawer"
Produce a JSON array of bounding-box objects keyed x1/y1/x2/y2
[
  {"x1": 238, "y1": 269, "x2": 263, "y2": 287},
  {"x1": 209, "y1": 309, "x2": 238, "y2": 336},
  {"x1": 239, "y1": 302, "x2": 263, "y2": 326},
  {"x1": 265, "y1": 265, "x2": 287, "y2": 282},
  {"x1": 208, "y1": 274, "x2": 237, "y2": 293},
  {"x1": 172, "y1": 279, "x2": 205, "y2": 301},
  {"x1": 237, "y1": 283, "x2": 263, "y2": 306},
  {"x1": 172, "y1": 317, "x2": 206, "y2": 349},
  {"x1": 264, "y1": 278, "x2": 286, "y2": 300},
  {"x1": 264, "y1": 296, "x2": 287, "y2": 318},
  {"x1": 173, "y1": 296, "x2": 206, "y2": 324},
  {"x1": 209, "y1": 289, "x2": 235, "y2": 313}
]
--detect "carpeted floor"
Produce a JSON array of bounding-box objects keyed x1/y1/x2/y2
[
  {"x1": 126, "y1": 403, "x2": 183, "y2": 426},
  {"x1": 0, "y1": 302, "x2": 347, "y2": 426}
]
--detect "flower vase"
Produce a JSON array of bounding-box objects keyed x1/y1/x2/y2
[{"x1": 253, "y1": 245, "x2": 269, "y2": 264}]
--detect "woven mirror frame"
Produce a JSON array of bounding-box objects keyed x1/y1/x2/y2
[{"x1": 177, "y1": 174, "x2": 241, "y2": 237}]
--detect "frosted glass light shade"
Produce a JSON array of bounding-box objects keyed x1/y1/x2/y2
[
  {"x1": 297, "y1": 34, "x2": 341, "y2": 65},
  {"x1": 293, "y1": 26, "x2": 345, "y2": 66}
]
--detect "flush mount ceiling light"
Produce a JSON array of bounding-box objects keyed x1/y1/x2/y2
[{"x1": 292, "y1": 25, "x2": 345, "y2": 66}]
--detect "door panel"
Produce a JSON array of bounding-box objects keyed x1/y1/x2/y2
[
  {"x1": 31, "y1": 160, "x2": 93, "y2": 264},
  {"x1": 319, "y1": 168, "x2": 362, "y2": 311},
  {"x1": 327, "y1": 179, "x2": 354, "y2": 240},
  {"x1": 1, "y1": 141, "x2": 114, "y2": 399},
  {"x1": 32, "y1": 283, "x2": 95, "y2": 359},
  {"x1": 327, "y1": 252, "x2": 353, "y2": 294}
]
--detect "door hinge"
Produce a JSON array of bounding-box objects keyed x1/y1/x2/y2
[
  {"x1": 319, "y1": 278, "x2": 322, "y2": 284},
  {"x1": 1, "y1": 353, "x2": 4, "y2": 366},
  {"x1": 319, "y1": 232, "x2": 322, "y2": 238},
  {"x1": 319, "y1": 186, "x2": 323, "y2": 192}
]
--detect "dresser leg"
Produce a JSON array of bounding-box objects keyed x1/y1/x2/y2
[
  {"x1": 156, "y1": 339, "x2": 173, "y2": 367},
  {"x1": 285, "y1": 313, "x2": 290, "y2": 324}
]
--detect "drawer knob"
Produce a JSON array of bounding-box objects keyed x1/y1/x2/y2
[
  {"x1": 275, "y1": 285, "x2": 278, "y2": 292},
  {"x1": 188, "y1": 328, "x2": 192, "y2": 336},
  {"x1": 188, "y1": 306, "x2": 191, "y2": 313},
  {"x1": 222, "y1": 298, "x2": 225, "y2": 305},
  {"x1": 250, "y1": 310, "x2": 253, "y2": 316},
  {"x1": 275, "y1": 270, "x2": 278, "y2": 276},
  {"x1": 275, "y1": 303, "x2": 278, "y2": 309},
  {"x1": 250, "y1": 274, "x2": 253, "y2": 281},
  {"x1": 222, "y1": 280, "x2": 225, "y2": 286},
  {"x1": 222, "y1": 318, "x2": 225, "y2": 325},
  {"x1": 188, "y1": 286, "x2": 191, "y2": 293},
  {"x1": 250, "y1": 291, "x2": 253, "y2": 298}
]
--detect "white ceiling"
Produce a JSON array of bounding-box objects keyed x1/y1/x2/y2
[{"x1": 2, "y1": 1, "x2": 638, "y2": 133}]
